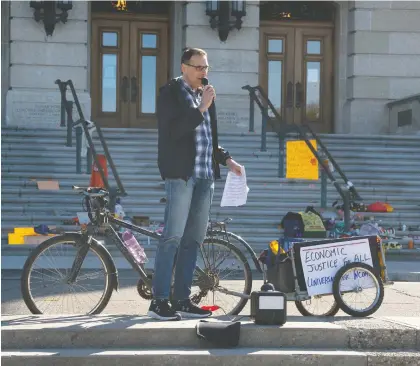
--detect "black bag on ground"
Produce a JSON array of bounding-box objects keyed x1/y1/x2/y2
[{"x1": 196, "y1": 320, "x2": 241, "y2": 348}]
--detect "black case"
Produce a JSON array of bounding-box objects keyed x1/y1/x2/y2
[
  {"x1": 266, "y1": 257, "x2": 295, "y2": 293},
  {"x1": 250, "y1": 291, "x2": 287, "y2": 326}
]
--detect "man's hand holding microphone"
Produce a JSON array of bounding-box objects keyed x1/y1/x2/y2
[{"x1": 198, "y1": 78, "x2": 216, "y2": 114}]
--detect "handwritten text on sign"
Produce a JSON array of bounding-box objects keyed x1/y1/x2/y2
[
  {"x1": 286, "y1": 140, "x2": 318, "y2": 180},
  {"x1": 301, "y1": 238, "x2": 373, "y2": 296}
]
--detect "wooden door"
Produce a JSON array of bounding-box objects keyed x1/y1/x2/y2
[
  {"x1": 259, "y1": 26, "x2": 295, "y2": 125},
  {"x1": 91, "y1": 19, "x2": 130, "y2": 128},
  {"x1": 260, "y1": 22, "x2": 334, "y2": 133},
  {"x1": 91, "y1": 17, "x2": 169, "y2": 128},
  {"x1": 128, "y1": 21, "x2": 168, "y2": 128}
]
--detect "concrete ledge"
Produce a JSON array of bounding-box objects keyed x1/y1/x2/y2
[
  {"x1": 381, "y1": 317, "x2": 420, "y2": 351},
  {"x1": 2, "y1": 315, "x2": 419, "y2": 351},
  {"x1": 388, "y1": 272, "x2": 420, "y2": 282},
  {"x1": 2, "y1": 348, "x2": 420, "y2": 366},
  {"x1": 334, "y1": 317, "x2": 420, "y2": 351},
  {"x1": 1, "y1": 316, "x2": 346, "y2": 350},
  {"x1": 367, "y1": 351, "x2": 420, "y2": 366}
]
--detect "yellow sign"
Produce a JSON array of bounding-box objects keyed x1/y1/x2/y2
[{"x1": 286, "y1": 139, "x2": 319, "y2": 180}]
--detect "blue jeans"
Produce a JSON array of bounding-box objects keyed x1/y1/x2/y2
[{"x1": 152, "y1": 177, "x2": 214, "y2": 300}]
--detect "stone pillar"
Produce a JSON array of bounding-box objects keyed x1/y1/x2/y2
[
  {"x1": 184, "y1": 1, "x2": 260, "y2": 133},
  {"x1": 333, "y1": 1, "x2": 350, "y2": 134},
  {"x1": 1, "y1": 1, "x2": 10, "y2": 125},
  {"x1": 5, "y1": 1, "x2": 90, "y2": 127},
  {"x1": 170, "y1": 2, "x2": 185, "y2": 79}
]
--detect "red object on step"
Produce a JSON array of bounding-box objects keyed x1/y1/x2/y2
[
  {"x1": 367, "y1": 202, "x2": 388, "y2": 213},
  {"x1": 201, "y1": 305, "x2": 220, "y2": 312},
  {"x1": 90, "y1": 154, "x2": 108, "y2": 188}
]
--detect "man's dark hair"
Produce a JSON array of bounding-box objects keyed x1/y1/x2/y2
[{"x1": 181, "y1": 48, "x2": 207, "y2": 64}]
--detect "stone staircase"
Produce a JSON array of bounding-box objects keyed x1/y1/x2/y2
[
  {"x1": 2, "y1": 126, "x2": 420, "y2": 269},
  {"x1": 2, "y1": 314, "x2": 420, "y2": 365}
]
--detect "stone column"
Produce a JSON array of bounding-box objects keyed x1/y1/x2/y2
[
  {"x1": 1, "y1": 1, "x2": 11, "y2": 125},
  {"x1": 170, "y1": 2, "x2": 185, "y2": 78}
]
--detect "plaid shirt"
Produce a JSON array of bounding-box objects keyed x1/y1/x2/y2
[{"x1": 179, "y1": 77, "x2": 213, "y2": 179}]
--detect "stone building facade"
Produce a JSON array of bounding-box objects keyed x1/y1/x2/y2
[{"x1": 2, "y1": 1, "x2": 420, "y2": 134}]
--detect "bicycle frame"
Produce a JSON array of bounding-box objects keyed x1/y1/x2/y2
[{"x1": 67, "y1": 214, "x2": 208, "y2": 290}]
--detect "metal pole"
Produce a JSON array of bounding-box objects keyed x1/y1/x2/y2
[
  {"x1": 343, "y1": 188, "x2": 351, "y2": 232},
  {"x1": 66, "y1": 101, "x2": 73, "y2": 147},
  {"x1": 60, "y1": 100, "x2": 65, "y2": 127},
  {"x1": 278, "y1": 137, "x2": 285, "y2": 178},
  {"x1": 261, "y1": 109, "x2": 267, "y2": 152},
  {"x1": 75, "y1": 126, "x2": 82, "y2": 174},
  {"x1": 86, "y1": 146, "x2": 92, "y2": 175},
  {"x1": 58, "y1": 81, "x2": 67, "y2": 127},
  {"x1": 321, "y1": 168, "x2": 327, "y2": 209},
  {"x1": 249, "y1": 97, "x2": 254, "y2": 132}
]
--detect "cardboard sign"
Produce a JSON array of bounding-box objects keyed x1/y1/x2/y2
[
  {"x1": 37, "y1": 180, "x2": 60, "y2": 190},
  {"x1": 286, "y1": 140, "x2": 318, "y2": 180},
  {"x1": 301, "y1": 238, "x2": 374, "y2": 296}
]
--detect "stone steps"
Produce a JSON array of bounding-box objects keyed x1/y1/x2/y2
[
  {"x1": 3, "y1": 348, "x2": 420, "y2": 366},
  {"x1": 2, "y1": 127, "x2": 419, "y2": 266}
]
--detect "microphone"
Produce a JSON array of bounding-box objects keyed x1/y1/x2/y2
[{"x1": 200, "y1": 77, "x2": 214, "y2": 107}]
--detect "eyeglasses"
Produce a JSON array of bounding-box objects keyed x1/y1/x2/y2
[{"x1": 184, "y1": 63, "x2": 211, "y2": 72}]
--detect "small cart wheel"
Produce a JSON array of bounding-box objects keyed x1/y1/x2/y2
[
  {"x1": 295, "y1": 296, "x2": 340, "y2": 317},
  {"x1": 333, "y1": 262, "x2": 384, "y2": 317}
]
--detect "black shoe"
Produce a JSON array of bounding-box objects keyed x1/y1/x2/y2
[
  {"x1": 147, "y1": 299, "x2": 181, "y2": 321},
  {"x1": 172, "y1": 299, "x2": 212, "y2": 319}
]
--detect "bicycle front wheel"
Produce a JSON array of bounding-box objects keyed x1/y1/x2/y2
[{"x1": 21, "y1": 234, "x2": 115, "y2": 315}]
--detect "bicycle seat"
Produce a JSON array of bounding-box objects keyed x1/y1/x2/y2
[
  {"x1": 72, "y1": 186, "x2": 108, "y2": 196},
  {"x1": 209, "y1": 217, "x2": 232, "y2": 227}
]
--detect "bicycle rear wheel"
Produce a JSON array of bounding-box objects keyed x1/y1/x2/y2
[
  {"x1": 189, "y1": 237, "x2": 252, "y2": 316},
  {"x1": 21, "y1": 234, "x2": 115, "y2": 315}
]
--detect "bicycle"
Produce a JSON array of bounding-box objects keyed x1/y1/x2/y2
[{"x1": 21, "y1": 186, "x2": 252, "y2": 316}]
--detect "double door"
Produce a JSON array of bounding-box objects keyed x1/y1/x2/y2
[
  {"x1": 91, "y1": 17, "x2": 168, "y2": 128},
  {"x1": 260, "y1": 22, "x2": 333, "y2": 133}
]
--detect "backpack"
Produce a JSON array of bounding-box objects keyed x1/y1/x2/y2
[
  {"x1": 279, "y1": 212, "x2": 304, "y2": 238},
  {"x1": 299, "y1": 211, "x2": 326, "y2": 238}
]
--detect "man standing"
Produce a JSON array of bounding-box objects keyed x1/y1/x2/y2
[{"x1": 148, "y1": 48, "x2": 242, "y2": 320}]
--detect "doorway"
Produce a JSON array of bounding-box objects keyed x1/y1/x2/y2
[
  {"x1": 259, "y1": 2, "x2": 335, "y2": 133},
  {"x1": 91, "y1": 3, "x2": 170, "y2": 128}
]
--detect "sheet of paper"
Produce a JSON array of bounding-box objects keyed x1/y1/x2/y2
[{"x1": 220, "y1": 165, "x2": 249, "y2": 207}]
